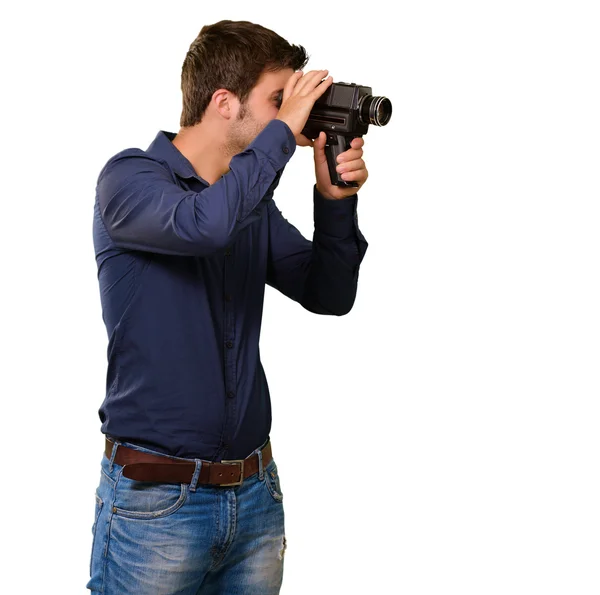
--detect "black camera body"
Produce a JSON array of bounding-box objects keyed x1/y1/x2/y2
[{"x1": 301, "y1": 82, "x2": 392, "y2": 188}]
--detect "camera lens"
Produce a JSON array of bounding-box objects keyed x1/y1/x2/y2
[{"x1": 359, "y1": 95, "x2": 392, "y2": 126}]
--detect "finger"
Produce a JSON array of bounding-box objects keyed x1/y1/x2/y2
[
  {"x1": 310, "y1": 75, "x2": 333, "y2": 100},
  {"x1": 340, "y1": 167, "x2": 368, "y2": 182},
  {"x1": 286, "y1": 71, "x2": 304, "y2": 98},
  {"x1": 292, "y1": 69, "x2": 327, "y2": 96},
  {"x1": 337, "y1": 148, "x2": 363, "y2": 163},
  {"x1": 294, "y1": 69, "x2": 329, "y2": 95},
  {"x1": 337, "y1": 139, "x2": 364, "y2": 161},
  {"x1": 313, "y1": 131, "x2": 327, "y2": 160},
  {"x1": 289, "y1": 69, "x2": 322, "y2": 95},
  {"x1": 283, "y1": 70, "x2": 304, "y2": 100},
  {"x1": 336, "y1": 158, "x2": 365, "y2": 173}
]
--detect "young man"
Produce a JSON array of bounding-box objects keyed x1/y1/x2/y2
[{"x1": 88, "y1": 19, "x2": 369, "y2": 594}]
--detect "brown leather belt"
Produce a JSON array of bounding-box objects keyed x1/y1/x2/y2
[{"x1": 105, "y1": 438, "x2": 272, "y2": 487}]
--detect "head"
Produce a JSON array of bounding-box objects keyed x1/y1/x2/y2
[{"x1": 180, "y1": 20, "x2": 309, "y2": 152}]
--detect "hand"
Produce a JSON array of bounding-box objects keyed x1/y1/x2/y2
[
  {"x1": 314, "y1": 135, "x2": 369, "y2": 200},
  {"x1": 275, "y1": 69, "x2": 334, "y2": 145}
]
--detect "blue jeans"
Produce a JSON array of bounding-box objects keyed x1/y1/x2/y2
[{"x1": 87, "y1": 439, "x2": 286, "y2": 594}]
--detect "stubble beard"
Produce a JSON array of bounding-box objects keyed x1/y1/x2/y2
[{"x1": 224, "y1": 102, "x2": 266, "y2": 157}]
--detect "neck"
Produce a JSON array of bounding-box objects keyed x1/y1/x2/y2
[{"x1": 171, "y1": 124, "x2": 233, "y2": 185}]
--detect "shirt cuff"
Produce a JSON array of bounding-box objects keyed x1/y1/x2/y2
[
  {"x1": 313, "y1": 184, "x2": 359, "y2": 238},
  {"x1": 247, "y1": 119, "x2": 297, "y2": 171}
]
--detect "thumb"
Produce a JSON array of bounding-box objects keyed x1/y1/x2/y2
[{"x1": 313, "y1": 131, "x2": 327, "y2": 162}]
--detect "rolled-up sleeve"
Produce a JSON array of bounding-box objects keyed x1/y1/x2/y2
[{"x1": 266, "y1": 185, "x2": 368, "y2": 315}]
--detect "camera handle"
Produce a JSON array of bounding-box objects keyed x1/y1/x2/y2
[{"x1": 325, "y1": 132, "x2": 360, "y2": 188}]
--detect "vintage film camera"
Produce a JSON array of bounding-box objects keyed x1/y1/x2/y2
[{"x1": 301, "y1": 81, "x2": 392, "y2": 187}]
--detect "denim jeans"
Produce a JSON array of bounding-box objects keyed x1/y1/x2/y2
[{"x1": 86, "y1": 439, "x2": 286, "y2": 594}]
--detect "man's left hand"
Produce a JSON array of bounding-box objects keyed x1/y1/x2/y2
[{"x1": 311, "y1": 132, "x2": 369, "y2": 200}]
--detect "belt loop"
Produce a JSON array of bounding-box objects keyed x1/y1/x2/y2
[
  {"x1": 256, "y1": 447, "x2": 264, "y2": 481},
  {"x1": 189, "y1": 459, "x2": 203, "y2": 492},
  {"x1": 108, "y1": 440, "x2": 120, "y2": 473}
]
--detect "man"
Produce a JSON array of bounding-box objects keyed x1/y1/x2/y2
[{"x1": 88, "y1": 19, "x2": 369, "y2": 594}]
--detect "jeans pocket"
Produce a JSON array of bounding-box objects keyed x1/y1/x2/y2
[
  {"x1": 264, "y1": 459, "x2": 284, "y2": 503},
  {"x1": 112, "y1": 472, "x2": 188, "y2": 520}
]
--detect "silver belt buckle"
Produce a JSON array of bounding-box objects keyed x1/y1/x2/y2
[{"x1": 219, "y1": 459, "x2": 245, "y2": 486}]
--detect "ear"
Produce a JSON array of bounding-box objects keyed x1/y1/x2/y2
[{"x1": 212, "y1": 89, "x2": 237, "y2": 120}]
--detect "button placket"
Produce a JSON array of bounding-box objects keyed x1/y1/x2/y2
[{"x1": 222, "y1": 245, "x2": 237, "y2": 449}]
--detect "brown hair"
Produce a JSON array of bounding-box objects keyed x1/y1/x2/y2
[{"x1": 179, "y1": 20, "x2": 309, "y2": 127}]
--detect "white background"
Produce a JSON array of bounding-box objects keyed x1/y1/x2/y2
[{"x1": 2, "y1": 0, "x2": 599, "y2": 593}]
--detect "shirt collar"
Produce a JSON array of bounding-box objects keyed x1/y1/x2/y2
[{"x1": 146, "y1": 130, "x2": 209, "y2": 184}]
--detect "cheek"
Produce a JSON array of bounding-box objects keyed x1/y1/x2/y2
[{"x1": 259, "y1": 101, "x2": 278, "y2": 119}]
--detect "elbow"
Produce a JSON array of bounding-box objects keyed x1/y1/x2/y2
[
  {"x1": 333, "y1": 299, "x2": 356, "y2": 317},
  {"x1": 306, "y1": 292, "x2": 357, "y2": 316},
  {"x1": 329, "y1": 279, "x2": 359, "y2": 316}
]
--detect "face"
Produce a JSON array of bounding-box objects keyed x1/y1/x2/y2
[{"x1": 225, "y1": 67, "x2": 294, "y2": 154}]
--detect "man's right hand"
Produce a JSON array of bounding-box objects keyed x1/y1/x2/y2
[{"x1": 276, "y1": 69, "x2": 333, "y2": 145}]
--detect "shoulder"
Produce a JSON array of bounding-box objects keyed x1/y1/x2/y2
[{"x1": 97, "y1": 147, "x2": 173, "y2": 189}]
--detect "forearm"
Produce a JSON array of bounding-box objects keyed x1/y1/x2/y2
[{"x1": 301, "y1": 186, "x2": 369, "y2": 315}]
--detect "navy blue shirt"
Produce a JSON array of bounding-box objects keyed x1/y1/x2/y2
[{"x1": 92, "y1": 118, "x2": 368, "y2": 461}]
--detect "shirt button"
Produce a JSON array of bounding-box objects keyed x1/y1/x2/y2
[
  {"x1": 224, "y1": 248, "x2": 231, "y2": 256},
  {"x1": 337, "y1": 214, "x2": 347, "y2": 221},
  {"x1": 227, "y1": 391, "x2": 235, "y2": 399},
  {"x1": 225, "y1": 293, "x2": 232, "y2": 302},
  {"x1": 226, "y1": 341, "x2": 233, "y2": 349},
  {"x1": 282, "y1": 146, "x2": 289, "y2": 154}
]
